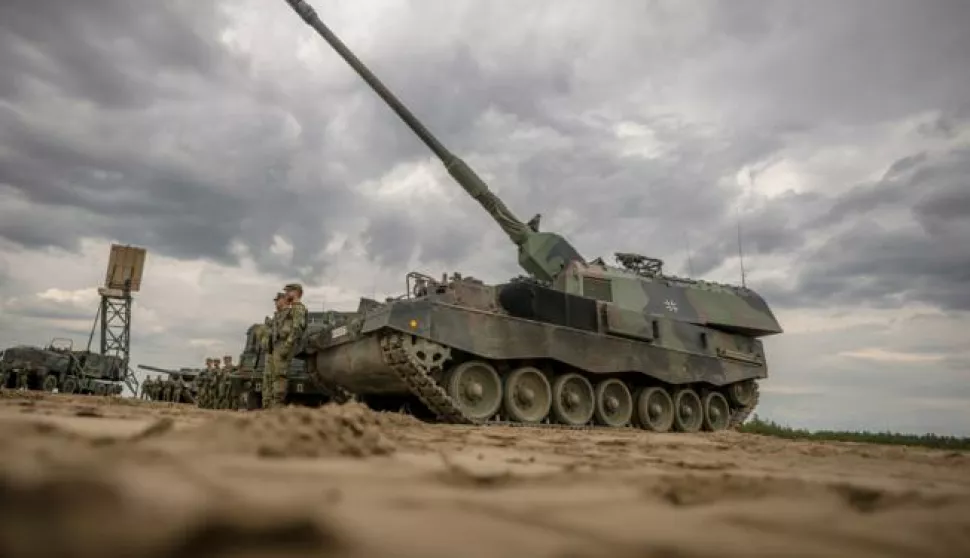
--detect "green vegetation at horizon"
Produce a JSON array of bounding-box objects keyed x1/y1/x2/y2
[{"x1": 739, "y1": 415, "x2": 970, "y2": 451}]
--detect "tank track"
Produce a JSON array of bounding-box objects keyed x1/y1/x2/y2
[
  {"x1": 305, "y1": 373, "x2": 356, "y2": 404},
  {"x1": 379, "y1": 332, "x2": 760, "y2": 432},
  {"x1": 728, "y1": 381, "x2": 759, "y2": 428}
]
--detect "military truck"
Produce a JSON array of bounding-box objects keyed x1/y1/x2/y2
[
  {"x1": 0, "y1": 338, "x2": 125, "y2": 396},
  {"x1": 278, "y1": 0, "x2": 784, "y2": 433},
  {"x1": 195, "y1": 308, "x2": 360, "y2": 410}
]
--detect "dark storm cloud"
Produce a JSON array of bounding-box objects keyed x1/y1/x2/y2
[
  {"x1": 753, "y1": 148, "x2": 970, "y2": 310},
  {"x1": 361, "y1": 211, "x2": 418, "y2": 269},
  {"x1": 0, "y1": 0, "x2": 365, "y2": 280},
  {"x1": 701, "y1": 0, "x2": 970, "y2": 129},
  {"x1": 3, "y1": 299, "x2": 93, "y2": 322},
  {"x1": 1, "y1": 0, "x2": 968, "y2": 298},
  {"x1": 0, "y1": 0, "x2": 233, "y2": 108}
]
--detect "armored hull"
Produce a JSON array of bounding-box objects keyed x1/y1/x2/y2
[{"x1": 308, "y1": 268, "x2": 777, "y2": 432}]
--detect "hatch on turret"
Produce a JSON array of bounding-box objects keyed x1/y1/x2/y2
[{"x1": 560, "y1": 258, "x2": 783, "y2": 338}]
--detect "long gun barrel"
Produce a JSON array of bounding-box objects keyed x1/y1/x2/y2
[
  {"x1": 137, "y1": 364, "x2": 178, "y2": 375},
  {"x1": 280, "y1": 0, "x2": 584, "y2": 282}
]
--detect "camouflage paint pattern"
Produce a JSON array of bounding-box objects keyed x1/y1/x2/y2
[
  {"x1": 137, "y1": 364, "x2": 202, "y2": 404},
  {"x1": 193, "y1": 311, "x2": 342, "y2": 410},
  {"x1": 0, "y1": 340, "x2": 126, "y2": 396},
  {"x1": 281, "y1": 0, "x2": 783, "y2": 431}
]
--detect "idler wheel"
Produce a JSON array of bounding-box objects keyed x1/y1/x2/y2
[
  {"x1": 727, "y1": 380, "x2": 756, "y2": 407},
  {"x1": 702, "y1": 391, "x2": 731, "y2": 431},
  {"x1": 635, "y1": 386, "x2": 675, "y2": 432},
  {"x1": 593, "y1": 378, "x2": 633, "y2": 428},
  {"x1": 672, "y1": 388, "x2": 703, "y2": 432},
  {"x1": 551, "y1": 373, "x2": 595, "y2": 426},
  {"x1": 445, "y1": 361, "x2": 503, "y2": 421},
  {"x1": 503, "y1": 366, "x2": 552, "y2": 424}
]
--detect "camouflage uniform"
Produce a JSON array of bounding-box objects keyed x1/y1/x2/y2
[
  {"x1": 267, "y1": 294, "x2": 286, "y2": 344},
  {"x1": 267, "y1": 284, "x2": 307, "y2": 409},
  {"x1": 258, "y1": 317, "x2": 272, "y2": 353},
  {"x1": 262, "y1": 292, "x2": 287, "y2": 408},
  {"x1": 221, "y1": 355, "x2": 234, "y2": 408}
]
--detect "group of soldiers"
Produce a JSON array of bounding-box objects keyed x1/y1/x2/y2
[
  {"x1": 197, "y1": 282, "x2": 307, "y2": 410},
  {"x1": 255, "y1": 282, "x2": 307, "y2": 409},
  {"x1": 139, "y1": 283, "x2": 307, "y2": 410},
  {"x1": 193, "y1": 355, "x2": 235, "y2": 409},
  {"x1": 204, "y1": 355, "x2": 235, "y2": 372},
  {"x1": 140, "y1": 375, "x2": 190, "y2": 403}
]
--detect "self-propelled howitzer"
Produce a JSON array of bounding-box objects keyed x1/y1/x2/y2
[{"x1": 279, "y1": 0, "x2": 784, "y2": 433}]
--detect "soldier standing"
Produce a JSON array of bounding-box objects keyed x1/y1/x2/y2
[
  {"x1": 266, "y1": 283, "x2": 307, "y2": 409},
  {"x1": 262, "y1": 292, "x2": 287, "y2": 408},
  {"x1": 260, "y1": 293, "x2": 286, "y2": 353}
]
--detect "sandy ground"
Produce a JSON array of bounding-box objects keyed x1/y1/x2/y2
[{"x1": 0, "y1": 390, "x2": 968, "y2": 558}]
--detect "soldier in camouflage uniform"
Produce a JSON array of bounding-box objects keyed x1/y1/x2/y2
[
  {"x1": 210, "y1": 356, "x2": 224, "y2": 407},
  {"x1": 197, "y1": 359, "x2": 210, "y2": 407},
  {"x1": 260, "y1": 293, "x2": 286, "y2": 354},
  {"x1": 266, "y1": 283, "x2": 307, "y2": 409},
  {"x1": 221, "y1": 355, "x2": 235, "y2": 408},
  {"x1": 262, "y1": 292, "x2": 287, "y2": 408}
]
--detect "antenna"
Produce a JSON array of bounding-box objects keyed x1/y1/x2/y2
[
  {"x1": 684, "y1": 231, "x2": 695, "y2": 278},
  {"x1": 736, "y1": 207, "x2": 747, "y2": 288},
  {"x1": 85, "y1": 304, "x2": 101, "y2": 352},
  {"x1": 96, "y1": 243, "x2": 148, "y2": 396}
]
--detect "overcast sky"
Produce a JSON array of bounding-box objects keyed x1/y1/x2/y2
[{"x1": 1, "y1": 0, "x2": 968, "y2": 436}]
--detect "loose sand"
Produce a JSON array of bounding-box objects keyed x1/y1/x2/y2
[{"x1": 1, "y1": 389, "x2": 967, "y2": 557}]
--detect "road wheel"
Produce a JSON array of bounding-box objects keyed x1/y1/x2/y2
[
  {"x1": 635, "y1": 386, "x2": 675, "y2": 432},
  {"x1": 702, "y1": 391, "x2": 731, "y2": 431},
  {"x1": 550, "y1": 373, "x2": 595, "y2": 426},
  {"x1": 444, "y1": 360, "x2": 503, "y2": 421},
  {"x1": 593, "y1": 378, "x2": 633, "y2": 428},
  {"x1": 502, "y1": 366, "x2": 552, "y2": 424},
  {"x1": 672, "y1": 388, "x2": 703, "y2": 432}
]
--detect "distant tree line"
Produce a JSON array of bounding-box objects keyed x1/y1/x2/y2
[{"x1": 739, "y1": 415, "x2": 970, "y2": 451}]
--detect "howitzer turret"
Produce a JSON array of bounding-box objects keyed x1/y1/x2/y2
[
  {"x1": 278, "y1": 1, "x2": 782, "y2": 435},
  {"x1": 281, "y1": 0, "x2": 583, "y2": 283}
]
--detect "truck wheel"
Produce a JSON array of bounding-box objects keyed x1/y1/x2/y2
[
  {"x1": 62, "y1": 376, "x2": 79, "y2": 394},
  {"x1": 42, "y1": 375, "x2": 58, "y2": 392}
]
